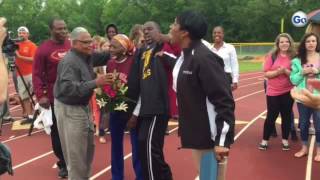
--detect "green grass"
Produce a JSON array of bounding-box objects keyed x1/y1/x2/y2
[{"x1": 239, "y1": 60, "x2": 263, "y2": 73}]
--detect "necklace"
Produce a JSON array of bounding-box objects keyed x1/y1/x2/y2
[{"x1": 115, "y1": 57, "x2": 127, "y2": 64}]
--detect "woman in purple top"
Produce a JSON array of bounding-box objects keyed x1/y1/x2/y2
[{"x1": 259, "y1": 33, "x2": 296, "y2": 151}]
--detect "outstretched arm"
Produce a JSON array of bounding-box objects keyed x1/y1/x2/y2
[{"x1": 0, "y1": 17, "x2": 8, "y2": 104}]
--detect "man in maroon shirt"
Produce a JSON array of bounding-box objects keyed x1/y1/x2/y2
[{"x1": 32, "y1": 18, "x2": 70, "y2": 179}]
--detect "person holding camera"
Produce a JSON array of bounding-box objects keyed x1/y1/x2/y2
[
  {"x1": 0, "y1": 17, "x2": 8, "y2": 105},
  {"x1": 15, "y1": 26, "x2": 37, "y2": 121}
]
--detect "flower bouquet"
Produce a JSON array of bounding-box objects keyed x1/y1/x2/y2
[{"x1": 95, "y1": 72, "x2": 134, "y2": 112}]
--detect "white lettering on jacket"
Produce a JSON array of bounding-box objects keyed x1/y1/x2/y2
[{"x1": 182, "y1": 70, "x2": 192, "y2": 75}]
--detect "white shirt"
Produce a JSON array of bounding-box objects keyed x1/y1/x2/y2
[
  {"x1": 172, "y1": 52, "x2": 184, "y2": 92},
  {"x1": 211, "y1": 42, "x2": 239, "y2": 83}
]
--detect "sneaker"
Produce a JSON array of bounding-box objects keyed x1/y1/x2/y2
[
  {"x1": 20, "y1": 117, "x2": 33, "y2": 125},
  {"x1": 258, "y1": 143, "x2": 268, "y2": 151},
  {"x1": 124, "y1": 127, "x2": 130, "y2": 134},
  {"x1": 3, "y1": 117, "x2": 14, "y2": 123},
  {"x1": 309, "y1": 127, "x2": 315, "y2": 135},
  {"x1": 58, "y1": 167, "x2": 68, "y2": 179},
  {"x1": 282, "y1": 144, "x2": 290, "y2": 151},
  {"x1": 165, "y1": 129, "x2": 170, "y2": 135}
]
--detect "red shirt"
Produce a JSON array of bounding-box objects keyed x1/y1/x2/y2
[
  {"x1": 162, "y1": 43, "x2": 181, "y2": 117},
  {"x1": 15, "y1": 40, "x2": 37, "y2": 76},
  {"x1": 32, "y1": 39, "x2": 71, "y2": 103},
  {"x1": 106, "y1": 56, "x2": 134, "y2": 83}
]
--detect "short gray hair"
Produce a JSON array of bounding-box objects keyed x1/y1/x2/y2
[{"x1": 70, "y1": 27, "x2": 88, "y2": 40}]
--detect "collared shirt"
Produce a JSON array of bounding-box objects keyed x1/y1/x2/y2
[
  {"x1": 54, "y1": 49, "x2": 110, "y2": 105},
  {"x1": 211, "y1": 42, "x2": 239, "y2": 83}
]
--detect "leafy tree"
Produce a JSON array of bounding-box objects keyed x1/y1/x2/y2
[{"x1": 0, "y1": 0, "x2": 319, "y2": 43}]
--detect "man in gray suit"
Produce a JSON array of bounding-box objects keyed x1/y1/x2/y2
[{"x1": 54, "y1": 27, "x2": 113, "y2": 180}]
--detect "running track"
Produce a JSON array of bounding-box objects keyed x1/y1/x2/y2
[{"x1": 1, "y1": 71, "x2": 320, "y2": 180}]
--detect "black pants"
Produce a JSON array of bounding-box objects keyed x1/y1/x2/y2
[
  {"x1": 51, "y1": 103, "x2": 66, "y2": 169},
  {"x1": 263, "y1": 92, "x2": 294, "y2": 140},
  {"x1": 226, "y1": 72, "x2": 232, "y2": 85},
  {"x1": 138, "y1": 115, "x2": 172, "y2": 180}
]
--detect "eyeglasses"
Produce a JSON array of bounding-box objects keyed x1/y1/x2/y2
[{"x1": 76, "y1": 39, "x2": 93, "y2": 44}]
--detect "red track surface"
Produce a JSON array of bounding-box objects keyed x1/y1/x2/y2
[{"x1": 1, "y1": 71, "x2": 320, "y2": 180}]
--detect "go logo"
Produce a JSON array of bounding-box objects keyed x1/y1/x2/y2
[{"x1": 291, "y1": 11, "x2": 308, "y2": 27}]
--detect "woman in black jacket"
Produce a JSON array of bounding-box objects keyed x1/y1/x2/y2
[{"x1": 168, "y1": 11, "x2": 235, "y2": 179}]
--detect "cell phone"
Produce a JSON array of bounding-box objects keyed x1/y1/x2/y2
[{"x1": 308, "y1": 79, "x2": 320, "y2": 90}]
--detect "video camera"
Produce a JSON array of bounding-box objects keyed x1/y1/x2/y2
[{"x1": 2, "y1": 31, "x2": 24, "y2": 57}]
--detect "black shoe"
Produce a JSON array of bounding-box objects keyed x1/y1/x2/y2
[
  {"x1": 20, "y1": 118, "x2": 33, "y2": 125},
  {"x1": 3, "y1": 117, "x2": 14, "y2": 123},
  {"x1": 291, "y1": 130, "x2": 298, "y2": 141},
  {"x1": 258, "y1": 143, "x2": 268, "y2": 151},
  {"x1": 58, "y1": 167, "x2": 68, "y2": 179},
  {"x1": 282, "y1": 144, "x2": 290, "y2": 151},
  {"x1": 165, "y1": 129, "x2": 170, "y2": 135}
]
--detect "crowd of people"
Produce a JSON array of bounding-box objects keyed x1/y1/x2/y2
[
  {"x1": 1, "y1": 9, "x2": 320, "y2": 180},
  {"x1": 0, "y1": 11, "x2": 237, "y2": 180},
  {"x1": 259, "y1": 21, "x2": 320, "y2": 164}
]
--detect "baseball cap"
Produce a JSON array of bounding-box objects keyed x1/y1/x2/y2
[{"x1": 17, "y1": 26, "x2": 29, "y2": 33}]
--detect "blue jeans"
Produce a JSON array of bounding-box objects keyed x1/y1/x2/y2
[
  {"x1": 109, "y1": 112, "x2": 142, "y2": 180},
  {"x1": 297, "y1": 103, "x2": 320, "y2": 146}
]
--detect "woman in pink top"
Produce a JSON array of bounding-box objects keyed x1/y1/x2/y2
[{"x1": 259, "y1": 33, "x2": 296, "y2": 151}]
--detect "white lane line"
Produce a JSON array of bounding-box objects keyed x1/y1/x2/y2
[
  {"x1": 234, "y1": 110, "x2": 267, "y2": 140},
  {"x1": 90, "y1": 89, "x2": 266, "y2": 179},
  {"x1": 238, "y1": 81, "x2": 263, "y2": 89},
  {"x1": 305, "y1": 135, "x2": 315, "y2": 180},
  {"x1": 9, "y1": 92, "x2": 16, "y2": 96},
  {"x1": 90, "y1": 127, "x2": 179, "y2": 180},
  {"x1": 169, "y1": 127, "x2": 178, "y2": 134},
  {"x1": 234, "y1": 90, "x2": 264, "y2": 101},
  {"x1": 239, "y1": 75, "x2": 264, "y2": 82},
  {"x1": 9, "y1": 108, "x2": 23, "y2": 113},
  {"x1": 2, "y1": 129, "x2": 44, "y2": 143},
  {"x1": 9, "y1": 105, "x2": 20, "y2": 111},
  {"x1": 195, "y1": 110, "x2": 267, "y2": 180},
  {"x1": 13, "y1": 151, "x2": 53, "y2": 170},
  {"x1": 89, "y1": 153, "x2": 133, "y2": 180},
  {"x1": 9, "y1": 85, "x2": 264, "y2": 175},
  {"x1": 240, "y1": 72, "x2": 263, "y2": 77}
]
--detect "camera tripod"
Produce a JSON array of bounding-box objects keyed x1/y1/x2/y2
[{"x1": 7, "y1": 55, "x2": 38, "y2": 136}]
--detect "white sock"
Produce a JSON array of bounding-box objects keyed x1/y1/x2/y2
[
  {"x1": 261, "y1": 140, "x2": 268, "y2": 145},
  {"x1": 282, "y1": 139, "x2": 289, "y2": 146}
]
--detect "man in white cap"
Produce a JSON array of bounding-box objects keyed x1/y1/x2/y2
[{"x1": 15, "y1": 26, "x2": 37, "y2": 122}]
